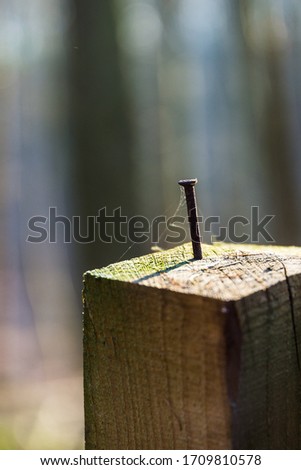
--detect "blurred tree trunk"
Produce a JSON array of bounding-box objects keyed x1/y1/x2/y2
[
  {"x1": 263, "y1": 48, "x2": 299, "y2": 243},
  {"x1": 238, "y1": 0, "x2": 300, "y2": 244},
  {"x1": 70, "y1": 0, "x2": 136, "y2": 271}
]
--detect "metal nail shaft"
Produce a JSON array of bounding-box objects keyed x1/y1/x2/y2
[{"x1": 178, "y1": 178, "x2": 202, "y2": 260}]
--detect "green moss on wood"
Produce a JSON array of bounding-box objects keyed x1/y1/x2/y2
[{"x1": 84, "y1": 242, "x2": 301, "y2": 283}]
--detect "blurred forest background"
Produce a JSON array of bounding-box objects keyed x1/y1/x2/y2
[{"x1": 1, "y1": 0, "x2": 301, "y2": 449}]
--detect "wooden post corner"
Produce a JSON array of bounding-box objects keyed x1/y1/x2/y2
[{"x1": 83, "y1": 243, "x2": 301, "y2": 449}]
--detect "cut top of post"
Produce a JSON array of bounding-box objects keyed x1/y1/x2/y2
[{"x1": 85, "y1": 243, "x2": 301, "y2": 302}]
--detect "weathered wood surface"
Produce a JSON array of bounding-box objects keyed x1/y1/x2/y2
[{"x1": 83, "y1": 243, "x2": 301, "y2": 449}]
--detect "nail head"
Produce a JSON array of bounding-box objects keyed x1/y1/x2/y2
[{"x1": 178, "y1": 178, "x2": 198, "y2": 187}]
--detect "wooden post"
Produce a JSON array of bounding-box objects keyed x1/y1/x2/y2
[{"x1": 83, "y1": 243, "x2": 301, "y2": 449}]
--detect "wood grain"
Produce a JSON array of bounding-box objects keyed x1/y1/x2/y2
[{"x1": 83, "y1": 243, "x2": 301, "y2": 449}]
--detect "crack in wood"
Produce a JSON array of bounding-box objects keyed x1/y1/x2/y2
[{"x1": 278, "y1": 258, "x2": 301, "y2": 373}]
